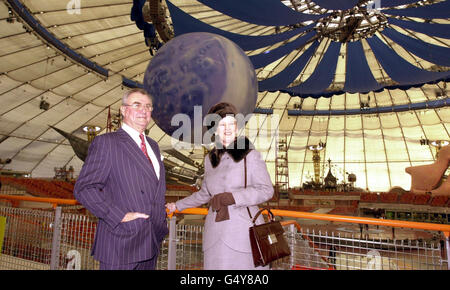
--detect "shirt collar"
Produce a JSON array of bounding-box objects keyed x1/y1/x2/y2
[{"x1": 121, "y1": 122, "x2": 144, "y2": 145}]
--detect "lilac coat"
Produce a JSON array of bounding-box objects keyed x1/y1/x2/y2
[
  {"x1": 74, "y1": 128, "x2": 168, "y2": 265},
  {"x1": 176, "y1": 147, "x2": 274, "y2": 253}
]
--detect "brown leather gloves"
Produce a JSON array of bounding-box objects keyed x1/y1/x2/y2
[{"x1": 210, "y1": 192, "x2": 235, "y2": 222}]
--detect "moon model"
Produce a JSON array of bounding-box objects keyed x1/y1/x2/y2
[{"x1": 144, "y1": 32, "x2": 258, "y2": 144}]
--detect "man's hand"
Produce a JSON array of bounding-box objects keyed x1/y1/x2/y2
[{"x1": 121, "y1": 212, "x2": 149, "y2": 222}]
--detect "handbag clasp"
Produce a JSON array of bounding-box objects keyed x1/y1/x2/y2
[{"x1": 268, "y1": 234, "x2": 278, "y2": 244}]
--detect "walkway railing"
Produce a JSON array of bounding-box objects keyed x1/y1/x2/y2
[{"x1": 0, "y1": 194, "x2": 449, "y2": 270}]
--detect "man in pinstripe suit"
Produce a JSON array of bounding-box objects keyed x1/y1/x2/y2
[{"x1": 74, "y1": 88, "x2": 168, "y2": 270}]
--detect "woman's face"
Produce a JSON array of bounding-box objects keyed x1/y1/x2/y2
[{"x1": 216, "y1": 116, "x2": 238, "y2": 147}]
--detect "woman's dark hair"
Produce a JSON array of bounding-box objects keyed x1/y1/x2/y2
[
  {"x1": 206, "y1": 102, "x2": 238, "y2": 130},
  {"x1": 207, "y1": 102, "x2": 238, "y2": 117}
]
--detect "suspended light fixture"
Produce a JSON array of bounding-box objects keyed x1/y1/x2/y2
[
  {"x1": 430, "y1": 140, "x2": 449, "y2": 149},
  {"x1": 39, "y1": 97, "x2": 50, "y2": 111},
  {"x1": 82, "y1": 125, "x2": 102, "y2": 142}
]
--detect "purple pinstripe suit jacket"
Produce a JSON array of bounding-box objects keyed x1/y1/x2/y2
[{"x1": 74, "y1": 128, "x2": 168, "y2": 265}]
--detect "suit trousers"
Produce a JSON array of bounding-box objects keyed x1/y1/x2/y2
[{"x1": 100, "y1": 255, "x2": 158, "y2": 270}]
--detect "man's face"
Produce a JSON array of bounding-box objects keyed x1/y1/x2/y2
[{"x1": 120, "y1": 92, "x2": 152, "y2": 134}]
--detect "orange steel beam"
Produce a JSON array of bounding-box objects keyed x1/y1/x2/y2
[
  {"x1": 0, "y1": 194, "x2": 78, "y2": 208},
  {"x1": 0, "y1": 195, "x2": 448, "y2": 234},
  {"x1": 172, "y1": 207, "x2": 450, "y2": 233}
]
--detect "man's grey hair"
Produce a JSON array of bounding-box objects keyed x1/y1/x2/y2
[{"x1": 122, "y1": 88, "x2": 154, "y2": 105}]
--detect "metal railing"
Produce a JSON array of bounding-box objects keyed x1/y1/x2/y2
[
  {"x1": 0, "y1": 194, "x2": 449, "y2": 270},
  {"x1": 167, "y1": 208, "x2": 450, "y2": 270}
]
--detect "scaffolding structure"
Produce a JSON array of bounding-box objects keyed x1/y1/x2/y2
[{"x1": 275, "y1": 135, "x2": 289, "y2": 202}]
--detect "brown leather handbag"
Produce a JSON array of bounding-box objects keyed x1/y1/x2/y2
[
  {"x1": 248, "y1": 208, "x2": 291, "y2": 267},
  {"x1": 244, "y1": 157, "x2": 291, "y2": 267}
]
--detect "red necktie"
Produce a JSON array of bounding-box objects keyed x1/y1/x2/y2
[{"x1": 139, "y1": 134, "x2": 153, "y2": 165}]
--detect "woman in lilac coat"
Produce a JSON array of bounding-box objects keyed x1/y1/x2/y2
[{"x1": 166, "y1": 102, "x2": 274, "y2": 270}]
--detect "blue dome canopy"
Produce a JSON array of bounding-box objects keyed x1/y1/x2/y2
[{"x1": 131, "y1": 0, "x2": 449, "y2": 100}]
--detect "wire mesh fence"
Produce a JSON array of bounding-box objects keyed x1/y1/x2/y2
[
  {"x1": 272, "y1": 224, "x2": 448, "y2": 270},
  {"x1": 0, "y1": 206, "x2": 53, "y2": 269},
  {"x1": 0, "y1": 205, "x2": 448, "y2": 270}
]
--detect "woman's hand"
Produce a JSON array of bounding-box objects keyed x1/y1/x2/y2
[{"x1": 166, "y1": 202, "x2": 177, "y2": 214}]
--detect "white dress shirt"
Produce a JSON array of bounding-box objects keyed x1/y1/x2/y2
[{"x1": 121, "y1": 123, "x2": 160, "y2": 179}]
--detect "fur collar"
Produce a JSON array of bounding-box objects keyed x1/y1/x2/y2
[{"x1": 209, "y1": 136, "x2": 254, "y2": 168}]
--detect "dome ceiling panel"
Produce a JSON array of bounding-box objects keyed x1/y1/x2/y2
[
  {"x1": 345, "y1": 115, "x2": 363, "y2": 131},
  {"x1": 0, "y1": 103, "x2": 44, "y2": 134},
  {"x1": 0, "y1": 84, "x2": 43, "y2": 116},
  {"x1": 345, "y1": 135, "x2": 365, "y2": 163},
  {"x1": 379, "y1": 113, "x2": 400, "y2": 129},
  {"x1": 314, "y1": 96, "x2": 331, "y2": 110},
  {"x1": 72, "y1": 75, "x2": 122, "y2": 103},
  {"x1": 31, "y1": 144, "x2": 79, "y2": 177},
  {"x1": 29, "y1": 78, "x2": 78, "y2": 99},
  {"x1": 1, "y1": 46, "x2": 56, "y2": 73},
  {"x1": 52, "y1": 73, "x2": 104, "y2": 97},
  {"x1": 45, "y1": 15, "x2": 135, "y2": 39},
  {"x1": 62, "y1": 25, "x2": 139, "y2": 49},
  {"x1": 52, "y1": 102, "x2": 105, "y2": 132},
  {"x1": 438, "y1": 107, "x2": 450, "y2": 122},
  {"x1": 0, "y1": 32, "x2": 43, "y2": 55},
  {"x1": 257, "y1": 91, "x2": 280, "y2": 108},
  {"x1": 9, "y1": 141, "x2": 56, "y2": 172},
  {"x1": 77, "y1": 33, "x2": 142, "y2": 59},
  {"x1": 293, "y1": 116, "x2": 313, "y2": 131},
  {"x1": 422, "y1": 123, "x2": 449, "y2": 139},
  {"x1": 344, "y1": 92, "x2": 361, "y2": 109},
  {"x1": 7, "y1": 57, "x2": 70, "y2": 83},
  {"x1": 10, "y1": 94, "x2": 82, "y2": 138},
  {"x1": 363, "y1": 131, "x2": 386, "y2": 161},
  {"x1": 146, "y1": 121, "x2": 167, "y2": 144},
  {"x1": 89, "y1": 84, "x2": 124, "y2": 108},
  {"x1": 0, "y1": 75, "x2": 23, "y2": 95},
  {"x1": 417, "y1": 109, "x2": 442, "y2": 125},
  {"x1": 403, "y1": 87, "x2": 426, "y2": 102},
  {"x1": 27, "y1": 1, "x2": 133, "y2": 24},
  {"x1": 362, "y1": 114, "x2": 381, "y2": 130},
  {"x1": 0, "y1": 18, "x2": 24, "y2": 38},
  {"x1": 397, "y1": 111, "x2": 420, "y2": 128},
  {"x1": 106, "y1": 51, "x2": 149, "y2": 72}
]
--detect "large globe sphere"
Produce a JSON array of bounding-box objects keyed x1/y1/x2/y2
[{"x1": 144, "y1": 32, "x2": 257, "y2": 144}]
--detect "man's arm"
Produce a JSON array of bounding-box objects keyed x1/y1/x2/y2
[{"x1": 74, "y1": 135, "x2": 130, "y2": 229}]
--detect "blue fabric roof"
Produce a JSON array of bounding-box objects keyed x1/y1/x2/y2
[
  {"x1": 249, "y1": 31, "x2": 317, "y2": 69},
  {"x1": 288, "y1": 98, "x2": 450, "y2": 116},
  {"x1": 283, "y1": 41, "x2": 342, "y2": 98},
  {"x1": 196, "y1": 0, "x2": 326, "y2": 26},
  {"x1": 313, "y1": 0, "x2": 359, "y2": 10},
  {"x1": 388, "y1": 18, "x2": 450, "y2": 39},
  {"x1": 377, "y1": 0, "x2": 427, "y2": 8},
  {"x1": 383, "y1": 0, "x2": 450, "y2": 19},
  {"x1": 259, "y1": 41, "x2": 320, "y2": 92},
  {"x1": 166, "y1": 0, "x2": 315, "y2": 51},
  {"x1": 156, "y1": 0, "x2": 450, "y2": 102},
  {"x1": 344, "y1": 40, "x2": 383, "y2": 94},
  {"x1": 366, "y1": 35, "x2": 450, "y2": 87},
  {"x1": 381, "y1": 27, "x2": 450, "y2": 67}
]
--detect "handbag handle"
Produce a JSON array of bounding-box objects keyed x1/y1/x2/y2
[
  {"x1": 251, "y1": 208, "x2": 275, "y2": 224},
  {"x1": 245, "y1": 157, "x2": 252, "y2": 219},
  {"x1": 244, "y1": 155, "x2": 275, "y2": 224}
]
